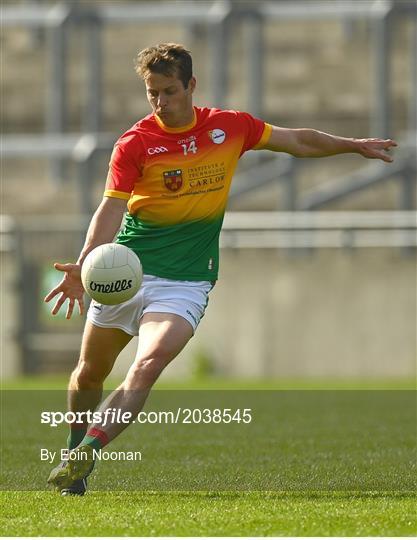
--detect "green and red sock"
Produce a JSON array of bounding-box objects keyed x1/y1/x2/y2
[
  {"x1": 67, "y1": 421, "x2": 88, "y2": 451},
  {"x1": 79, "y1": 427, "x2": 109, "y2": 452}
]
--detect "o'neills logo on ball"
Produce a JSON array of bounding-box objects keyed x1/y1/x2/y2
[{"x1": 90, "y1": 279, "x2": 133, "y2": 293}]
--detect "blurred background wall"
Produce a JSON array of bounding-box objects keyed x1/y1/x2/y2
[{"x1": 1, "y1": 0, "x2": 416, "y2": 380}]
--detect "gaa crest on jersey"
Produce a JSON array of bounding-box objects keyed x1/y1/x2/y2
[
  {"x1": 163, "y1": 169, "x2": 183, "y2": 192},
  {"x1": 208, "y1": 129, "x2": 226, "y2": 144}
]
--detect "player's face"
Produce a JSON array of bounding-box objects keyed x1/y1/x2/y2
[{"x1": 144, "y1": 71, "x2": 196, "y2": 127}]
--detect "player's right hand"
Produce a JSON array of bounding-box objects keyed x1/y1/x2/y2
[{"x1": 44, "y1": 262, "x2": 85, "y2": 319}]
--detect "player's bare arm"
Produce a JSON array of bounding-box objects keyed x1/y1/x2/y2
[
  {"x1": 264, "y1": 125, "x2": 398, "y2": 162},
  {"x1": 44, "y1": 196, "x2": 127, "y2": 319}
]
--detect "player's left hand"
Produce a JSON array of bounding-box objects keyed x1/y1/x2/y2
[{"x1": 356, "y1": 138, "x2": 398, "y2": 163}]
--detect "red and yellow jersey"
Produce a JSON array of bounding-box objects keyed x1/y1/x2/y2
[{"x1": 105, "y1": 106, "x2": 272, "y2": 280}]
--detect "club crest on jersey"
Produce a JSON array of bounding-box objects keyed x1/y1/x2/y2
[
  {"x1": 163, "y1": 169, "x2": 183, "y2": 192},
  {"x1": 208, "y1": 129, "x2": 226, "y2": 144}
]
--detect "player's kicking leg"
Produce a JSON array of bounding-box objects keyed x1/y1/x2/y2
[
  {"x1": 47, "y1": 322, "x2": 132, "y2": 495},
  {"x1": 48, "y1": 312, "x2": 193, "y2": 489}
]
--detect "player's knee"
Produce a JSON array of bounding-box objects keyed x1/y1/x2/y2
[
  {"x1": 72, "y1": 361, "x2": 105, "y2": 389},
  {"x1": 126, "y1": 353, "x2": 169, "y2": 388}
]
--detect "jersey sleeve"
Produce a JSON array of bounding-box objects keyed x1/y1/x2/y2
[
  {"x1": 235, "y1": 111, "x2": 272, "y2": 155},
  {"x1": 104, "y1": 138, "x2": 143, "y2": 200}
]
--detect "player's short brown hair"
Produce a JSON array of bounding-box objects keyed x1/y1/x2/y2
[{"x1": 135, "y1": 43, "x2": 193, "y2": 89}]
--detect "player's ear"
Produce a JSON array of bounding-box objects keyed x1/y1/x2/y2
[{"x1": 188, "y1": 77, "x2": 196, "y2": 94}]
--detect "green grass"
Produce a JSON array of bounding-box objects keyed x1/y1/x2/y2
[
  {"x1": 1, "y1": 491, "x2": 415, "y2": 536},
  {"x1": 2, "y1": 374, "x2": 415, "y2": 390},
  {"x1": 1, "y1": 377, "x2": 416, "y2": 536}
]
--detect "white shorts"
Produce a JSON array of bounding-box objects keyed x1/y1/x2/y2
[{"x1": 86, "y1": 274, "x2": 214, "y2": 335}]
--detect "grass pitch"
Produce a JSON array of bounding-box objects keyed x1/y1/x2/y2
[
  {"x1": 2, "y1": 491, "x2": 415, "y2": 536},
  {"x1": 1, "y1": 377, "x2": 415, "y2": 536}
]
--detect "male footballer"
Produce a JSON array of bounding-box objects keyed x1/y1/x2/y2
[{"x1": 45, "y1": 43, "x2": 397, "y2": 495}]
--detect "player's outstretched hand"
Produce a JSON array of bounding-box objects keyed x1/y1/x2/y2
[
  {"x1": 356, "y1": 138, "x2": 398, "y2": 163},
  {"x1": 44, "y1": 263, "x2": 85, "y2": 319}
]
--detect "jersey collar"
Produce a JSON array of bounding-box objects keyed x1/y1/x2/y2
[{"x1": 154, "y1": 107, "x2": 197, "y2": 133}]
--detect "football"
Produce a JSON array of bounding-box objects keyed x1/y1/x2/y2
[{"x1": 81, "y1": 243, "x2": 143, "y2": 305}]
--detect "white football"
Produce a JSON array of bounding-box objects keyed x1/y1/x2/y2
[{"x1": 81, "y1": 243, "x2": 142, "y2": 305}]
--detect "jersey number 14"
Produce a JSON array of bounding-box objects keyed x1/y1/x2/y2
[{"x1": 181, "y1": 141, "x2": 198, "y2": 155}]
